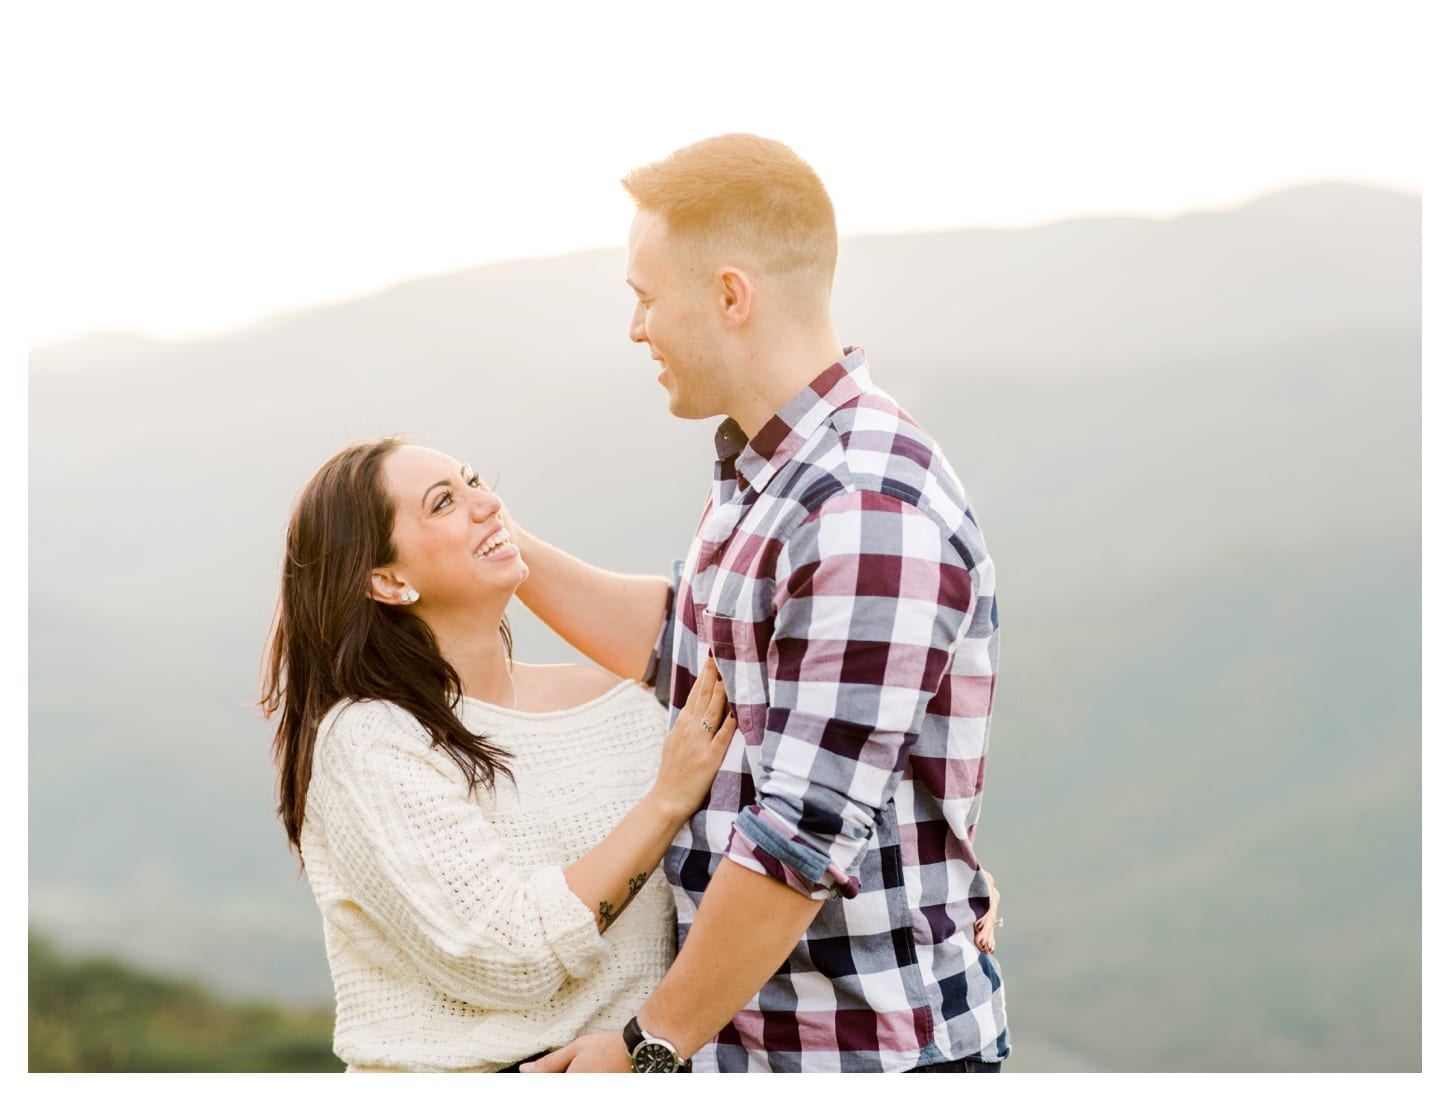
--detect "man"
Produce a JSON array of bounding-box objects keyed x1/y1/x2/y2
[{"x1": 515, "y1": 134, "x2": 1008, "y2": 1073}]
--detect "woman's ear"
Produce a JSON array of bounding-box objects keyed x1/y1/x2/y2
[{"x1": 370, "y1": 568, "x2": 417, "y2": 606}]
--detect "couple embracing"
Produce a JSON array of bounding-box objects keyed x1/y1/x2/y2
[{"x1": 262, "y1": 133, "x2": 1011, "y2": 1073}]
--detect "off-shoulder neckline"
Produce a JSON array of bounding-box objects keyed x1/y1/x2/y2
[{"x1": 456, "y1": 677, "x2": 648, "y2": 721}]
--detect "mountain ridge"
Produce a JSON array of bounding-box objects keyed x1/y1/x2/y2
[{"x1": 30, "y1": 180, "x2": 1417, "y2": 371}]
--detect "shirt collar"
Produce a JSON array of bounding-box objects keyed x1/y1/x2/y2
[
  {"x1": 723, "y1": 346, "x2": 869, "y2": 496},
  {"x1": 711, "y1": 417, "x2": 750, "y2": 505}
]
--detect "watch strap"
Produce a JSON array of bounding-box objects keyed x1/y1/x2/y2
[{"x1": 623, "y1": 1015, "x2": 646, "y2": 1057}]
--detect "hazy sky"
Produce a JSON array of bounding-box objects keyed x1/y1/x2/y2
[{"x1": 22, "y1": 0, "x2": 1428, "y2": 344}]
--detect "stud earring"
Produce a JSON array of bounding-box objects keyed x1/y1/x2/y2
[{"x1": 401, "y1": 589, "x2": 419, "y2": 604}]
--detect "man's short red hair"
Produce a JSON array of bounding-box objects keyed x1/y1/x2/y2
[{"x1": 622, "y1": 133, "x2": 837, "y2": 283}]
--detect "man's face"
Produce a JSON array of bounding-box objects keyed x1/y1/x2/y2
[{"x1": 625, "y1": 209, "x2": 729, "y2": 420}]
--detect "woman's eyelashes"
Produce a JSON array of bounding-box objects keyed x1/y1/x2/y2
[{"x1": 431, "y1": 470, "x2": 487, "y2": 513}]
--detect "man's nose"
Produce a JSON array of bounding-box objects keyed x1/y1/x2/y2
[{"x1": 629, "y1": 302, "x2": 647, "y2": 344}]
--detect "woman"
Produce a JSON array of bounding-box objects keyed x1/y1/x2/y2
[{"x1": 261, "y1": 437, "x2": 735, "y2": 1071}]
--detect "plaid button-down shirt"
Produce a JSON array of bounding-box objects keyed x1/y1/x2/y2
[{"x1": 649, "y1": 348, "x2": 1010, "y2": 1072}]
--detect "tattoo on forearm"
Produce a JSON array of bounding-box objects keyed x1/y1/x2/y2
[{"x1": 600, "y1": 873, "x2": 650, "y2": 932}]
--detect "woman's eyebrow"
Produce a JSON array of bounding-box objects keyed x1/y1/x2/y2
[{"x1": 420, "y1": 478, "x2": 450, "y2": 508}]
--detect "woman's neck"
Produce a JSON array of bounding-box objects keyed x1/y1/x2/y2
[{"x1": 424, "y1": 610, "x2": 515, "y2": 707}]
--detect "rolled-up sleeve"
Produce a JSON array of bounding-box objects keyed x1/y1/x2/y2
[
  {"x1": 309, "y1": 702, "x2": 607, "y2": 1009},
  {"x1": 725, "y1": 490, "x2": 975, "y2": 900}
]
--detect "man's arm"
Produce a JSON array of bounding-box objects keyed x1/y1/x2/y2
[
  {"x1": 522, "y1": 860, "x2": 820, "y2": 1071},
  {"x1": 508, "y1": 519, "x2": 670, "y2": 682},
  {"x1": 633, "y1": 860, "x2": 822, "y2": 1052}
]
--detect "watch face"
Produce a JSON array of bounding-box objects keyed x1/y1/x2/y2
[{"x1": 632, "y1": 1042, "x2": 680, "y2": 1072}]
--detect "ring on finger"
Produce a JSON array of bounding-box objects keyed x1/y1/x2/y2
[{"x1": 701, "y1": 719, "x2": 716, "y2": 734}]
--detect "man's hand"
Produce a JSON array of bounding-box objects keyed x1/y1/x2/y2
[{"x1": 519, "y1": 1030, "x2": 632, "y2": 1073}]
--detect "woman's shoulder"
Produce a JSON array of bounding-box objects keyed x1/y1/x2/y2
[{"x1": 317, "y1": 698, "x2": 428, "y2": 756}]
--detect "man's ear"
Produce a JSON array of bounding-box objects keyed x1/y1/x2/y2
[
  {"x1": 370, "y1": 567, "x2": 414, "y2": 606},
  {"x1": 717, "y1": 267, "x2": 753, "y2": 329}
]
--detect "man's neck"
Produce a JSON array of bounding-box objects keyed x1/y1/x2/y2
[{"x1": 727, "y1": 324, "x2": 844, "y2": 439}]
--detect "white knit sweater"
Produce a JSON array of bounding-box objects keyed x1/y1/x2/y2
[{"x1": 300, "y1": 680, "x2": 675, "y2": 1071}]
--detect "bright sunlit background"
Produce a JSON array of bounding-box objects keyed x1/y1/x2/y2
[{"x1": 22, "y1": 0, "x2": 1425, "y2": 344}]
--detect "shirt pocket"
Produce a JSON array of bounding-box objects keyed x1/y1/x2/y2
[{"x1": 698, "y1": 607, "x2": 769, "y2": 748}]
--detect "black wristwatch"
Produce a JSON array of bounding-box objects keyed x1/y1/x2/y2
[{"x1": 622, "y1": 1016, "x2": 688, "y2": 1072}]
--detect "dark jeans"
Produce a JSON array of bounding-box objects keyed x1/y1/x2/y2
[
  {"x1": 909, "y1": 1057, "x2": 1001, "y2": 1073},
  {"x1": 498, "y1": 1052, "x2": 550, "y2": 1072},
  {"x1": 503, "y1": 1052, "x2": 992, "y2": 1072},
  {"x1": 498, "y1": 1052, "x2": 693, "y2": 1073}
]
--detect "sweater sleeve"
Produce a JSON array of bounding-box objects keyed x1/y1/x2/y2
[{"x1": 308, "y1": 700, "x2": 608, "y2": 1011}]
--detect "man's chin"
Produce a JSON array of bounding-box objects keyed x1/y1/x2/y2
[{"x1": 665, "y1": 392, "x2": 718, "y2": 422}]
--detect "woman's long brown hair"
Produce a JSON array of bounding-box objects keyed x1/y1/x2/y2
[{"x1": 260, "y1": 437, "x2": 513, "y2": 855}]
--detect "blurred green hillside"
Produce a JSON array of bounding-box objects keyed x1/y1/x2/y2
[{"x1": 28, "y1": 934, "x2": 342, "y2": 1072}]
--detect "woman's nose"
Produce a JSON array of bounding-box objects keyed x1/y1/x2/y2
[{"x1": 470, "y1": 488, "x2": 501, "y2": 520}]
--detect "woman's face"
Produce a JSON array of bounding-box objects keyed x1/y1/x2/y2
[{"x1": 378, "y1": 444, "x2": 527, "y2": 608}]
